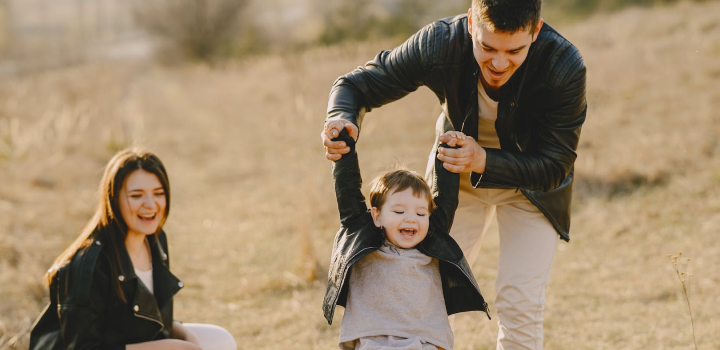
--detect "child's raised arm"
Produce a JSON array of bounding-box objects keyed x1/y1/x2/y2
[
  {"x1": 428, "y1": 138, "x2": 461, "y2": 235},
  {"x1": 331, "y1": 128, "x2": 368, "y2": 227}
]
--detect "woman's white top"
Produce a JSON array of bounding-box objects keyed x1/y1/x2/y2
[{"x1": 135, "y1": 267, "x2": 154, "y2": 294}]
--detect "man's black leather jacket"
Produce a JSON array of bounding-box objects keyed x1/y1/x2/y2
[
  {"x1": 327, "y1": 15, "x2": 587, "y2": 241},
  {"x1": 29, "y1": 230, "x2": 183, "y2": 350},
  {"x1": 323, "y1": 130, "x2": 489, "y2": 325}
]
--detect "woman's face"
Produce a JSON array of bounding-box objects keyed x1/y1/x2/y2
[{"x1": 118, "y1": 169, "x2": 167, "y2": 237}]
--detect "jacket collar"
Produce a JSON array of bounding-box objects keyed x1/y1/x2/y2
[{"x1": 115, "y1": 231, "x2": 183, "y2": 320}]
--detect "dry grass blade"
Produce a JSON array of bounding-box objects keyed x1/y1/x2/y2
[
  {"x1": 668, "y1": 252, "x2": 698, "y2": 350},
  {"x1": 0, "y1": 324, "x2": 29, "y2": 350},
  {"x1": 0, "y1": 320, "x2": 7, "y2": 349}
]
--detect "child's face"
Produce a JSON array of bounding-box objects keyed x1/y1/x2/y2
[{"x1": 371, "y1": 187, "x2": 430, "y2": 249}]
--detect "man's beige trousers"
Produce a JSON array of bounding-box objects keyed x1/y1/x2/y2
[{"x1": 452, "y1": 179, "x2": 558, "y2": 350}]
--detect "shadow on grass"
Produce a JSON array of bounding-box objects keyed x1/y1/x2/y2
[{"x1": 575, "y1": 169, "x2": 671, "y2": 200}]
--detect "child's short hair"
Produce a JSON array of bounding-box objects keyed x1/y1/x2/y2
[{"x1": 369, "y1": 169, "x2": 436, "y2": 212}]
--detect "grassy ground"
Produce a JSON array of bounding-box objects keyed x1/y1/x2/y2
[{"x1": 1, "y1": 1, "x2": 720, "y2": 349}]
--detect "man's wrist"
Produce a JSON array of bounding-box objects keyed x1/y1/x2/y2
[{"x1": 472, "y1": 146, "x2": 488, "y2": 174}]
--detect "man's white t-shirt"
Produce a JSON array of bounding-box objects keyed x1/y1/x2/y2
[{"x1": 477, "y1": 81, "x2": 501, "y2": 149}]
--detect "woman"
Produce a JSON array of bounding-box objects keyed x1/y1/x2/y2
[{"x1": 29, "y1": 148, "x2": 236, "y2": 350}]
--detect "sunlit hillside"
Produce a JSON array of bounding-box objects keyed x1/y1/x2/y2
[{"x1": 1, "y1": 1, "x2": 719, "y2": 349}]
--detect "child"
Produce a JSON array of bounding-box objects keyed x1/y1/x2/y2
[{"x1": 323, "y1": 129, "x2": 490, "y2": 350}]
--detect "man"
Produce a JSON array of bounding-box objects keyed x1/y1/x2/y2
[{"x1": 321, "y1": 0, "x2": 586, "y2": 348}]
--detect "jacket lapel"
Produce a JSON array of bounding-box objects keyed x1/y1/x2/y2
[
  {"x1": 150, "y1": 235, "x2": 183, "y2": 310},
  {"x1": 116, "y1": 235, "x2": 182, "y2": 325},
  {"x1": 459, "y1": 54, "x2": 480, "y2": 139},
  {"x1": 116, "y1": 239, "x2": 158, "y2": 319}
]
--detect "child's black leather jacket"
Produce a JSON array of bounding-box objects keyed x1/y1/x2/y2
[{"x1": 323, "y1": 130, "x2": 489, "y2": 325}]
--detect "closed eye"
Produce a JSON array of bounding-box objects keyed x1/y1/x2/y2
[{"x1": 393, "y1": 211, "x2": 404, "y2": 214}]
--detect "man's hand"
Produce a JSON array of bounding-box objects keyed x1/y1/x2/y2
[
  {"x1": 437, "y1": 131, "x2": 487, "y2": 174},
  {"x1": 321, "y1": 118, "x2": 359, "y2": 161}
]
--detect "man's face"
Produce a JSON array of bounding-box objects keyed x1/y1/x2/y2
[{"x1": 468, "y1": 9, "x2": 543, "y2": 90}]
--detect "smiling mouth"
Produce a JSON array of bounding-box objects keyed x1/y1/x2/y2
[
  {"x1": 487, "y1": 67, "x2": 507, "y2": 79},
  {"x1": 399, "y1": 228, "x2": 417, "y2": 238},
  {"x1": 138, "y1": 214, "x2": 157, "y2": 222}
]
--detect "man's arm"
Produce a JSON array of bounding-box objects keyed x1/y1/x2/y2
[
  {"x1": 439, "y1": 60, "x2": 587, "y2": 192},
  {"x1": 322, "y1": 22, "x2": 439, "y2": 160}
]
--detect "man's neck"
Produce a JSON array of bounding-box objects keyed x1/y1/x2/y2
[{"x1": 479, "y1": 75, "x2": 501, "y2": 102}]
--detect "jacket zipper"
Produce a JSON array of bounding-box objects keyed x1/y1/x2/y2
[
  {"x1": 329, "y1": 246, "x2": 378, "y2": 321},
  {"x1": 134, "y1": 313, "x2": 164, "y2": 339},
  {"x1": 460, "y1": 68, "x2": 479, "y2": 134},
  {"x1": 430, "y1": 251, "x2": 491, "y2": 320},
  {"x1": 514, "y1": 132, "x2": 523, "y2": 193},
  {"x1": 509, "y1": 98, "x2": 522, "y2": 193}
]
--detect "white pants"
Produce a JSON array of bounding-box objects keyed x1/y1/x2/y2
[
  {"x1": 184, "y1": 323, "x2": 237, "y2": 350},
  {"x1": 451, "y1": 180, "x2": 558, "y2": 350}
]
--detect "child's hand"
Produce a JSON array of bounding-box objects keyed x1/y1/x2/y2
[
  {"x1": 439, "y1": 131, "x2": 467, "y2": 147},
  {"x1": 322, "y1": 117, "x2": 359, "y2": 161}
]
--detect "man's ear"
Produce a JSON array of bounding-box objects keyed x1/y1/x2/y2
[
  {"x1": 371, "y1": 207, "x2": 382, "y2": 228},
  {"x1": 467, "y1": 7, "x2": 473, "y2": 35},
  {"x1": 532, "y1": 18, "x2": 544, "y2": 42}
]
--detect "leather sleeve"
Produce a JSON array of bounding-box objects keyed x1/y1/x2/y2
[
  {"x1": 326, "y1": 22, "x2": 437, "y2": 131},
  {"x1": 58, "y1": 253, "x2": 125, "y2": 350},
  {"x1": 474, "y1": 56, "x2": 587, "y2": 191},
  {"x1": 428, "y1": 143, "x2": 460, "y2": 234},
  {"x1": 331, "y1": 129, "x2": 368, "y2": 227}
]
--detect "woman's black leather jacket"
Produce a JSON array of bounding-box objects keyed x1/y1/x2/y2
[
  {"x1": 29, "y1": 230, "x2": 183, "y2": 350},
  {"x1": 322, "y1": 130, "x2": 489, "y2": 325},
  {"x1": 327, "y1": 15, "x2": 587, "y2": 241}
]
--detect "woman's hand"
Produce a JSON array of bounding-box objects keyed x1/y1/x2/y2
[{"x1": 173, "y1": 321, "x2": 202, "y2": 348}]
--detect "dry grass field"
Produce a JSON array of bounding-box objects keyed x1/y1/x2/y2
[{"x1": 1, "y1": 1, "x2": 720, "y2": 349}]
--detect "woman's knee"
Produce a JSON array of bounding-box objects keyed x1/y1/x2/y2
[{"x1": 184, "y1": 323, "x2": 237, "y2": 350}]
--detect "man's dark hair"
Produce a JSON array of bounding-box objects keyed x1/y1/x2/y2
[{"x1": 471, "y1": 0, "x2": 542, "y2": 33}]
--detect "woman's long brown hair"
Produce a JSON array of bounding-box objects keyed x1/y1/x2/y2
[{"x1": 45, "y1": 148, "x2": 171, "y2": 303}]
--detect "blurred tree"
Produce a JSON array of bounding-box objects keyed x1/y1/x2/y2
[
  {"x1": 134, "y1": 0, "x2": 258, "y2": 62},
  {"x1": 318, "y1": 0, "x2": 435, "y2": 45},
  {"x1": 318, "y1": 0, "x2": 378, "y2": 45},
  {"x1": 380, "y1": 0, "x2": 434, "y2": 40},
  {"x1": 543, "y1": 0, "x2": 698, "y2": 22}
]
